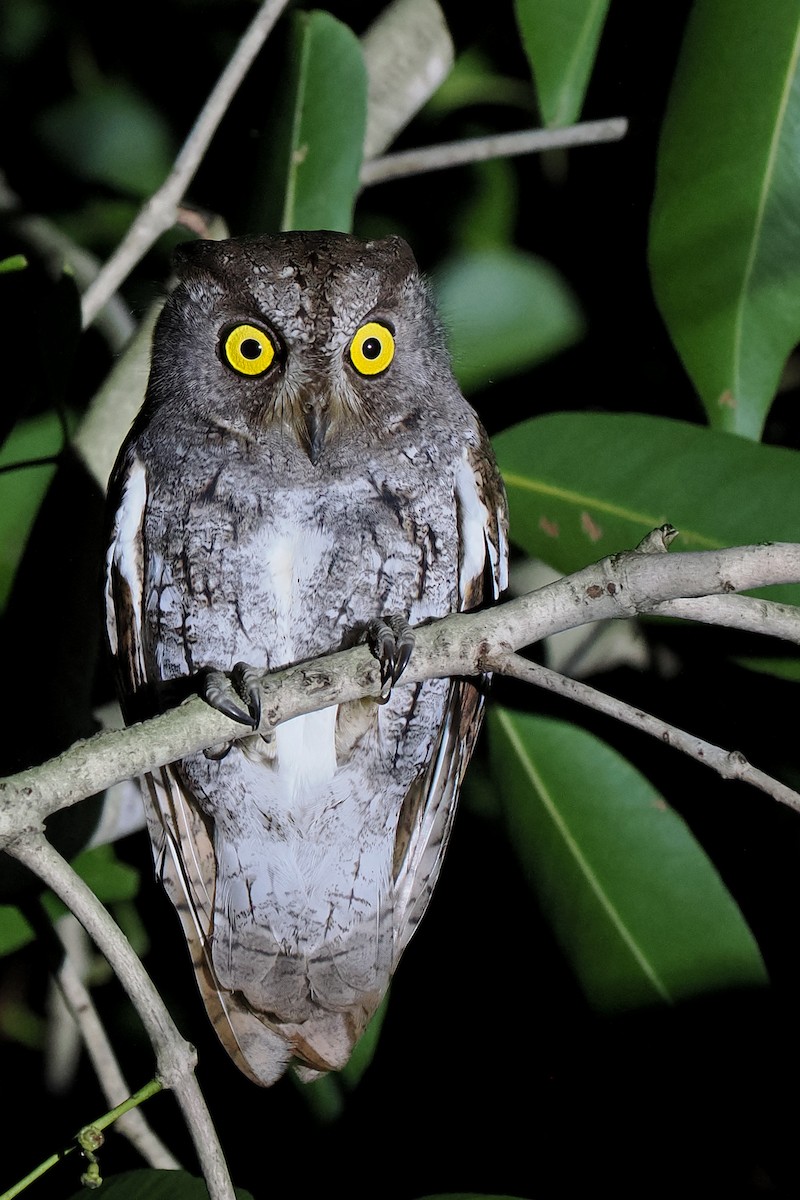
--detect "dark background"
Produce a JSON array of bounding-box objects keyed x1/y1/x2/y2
[{"x1": 2, "y1": 2, "x2": 800, "y2": 1197}]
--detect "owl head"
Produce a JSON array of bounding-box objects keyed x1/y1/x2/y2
[{"x1": 143, "y1": 231, "x2": 456, "y2": 462}]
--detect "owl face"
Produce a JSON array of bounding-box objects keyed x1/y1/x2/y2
[{"x1": 147, "y1": 231, "x2": 452, "y2": 462}]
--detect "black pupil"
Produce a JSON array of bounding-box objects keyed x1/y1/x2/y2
[
  {"x1": 240, "y1": 337, "x2": 262, "y2": 360},
  {"x1": 362, "y1": 336, "x2": 382, "y2": 360}
]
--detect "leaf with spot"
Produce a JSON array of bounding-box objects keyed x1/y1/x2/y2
[
  {"x1": 492, "y1": 411, "x2": 800, "y2": 604},
  {"x1": 490, "y1": 710, "x2": 768, "y2": 1011}
]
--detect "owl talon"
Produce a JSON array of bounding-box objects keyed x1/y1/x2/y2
[
  {"x1": 200, "y1": 666, "x2": 261, "y2": 730},
  {"x1": 204, "y1": 741, "x2": 233, "y2": 761},
  {"x1": 232, "y1": 662, "x2": 263, "y2": 730},
  {"x1": 365, "y1": 616, "x2": 415, "y2": 702}
]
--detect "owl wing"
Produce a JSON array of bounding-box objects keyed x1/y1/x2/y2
[
  {"x1": 391, "y1": 430, "x2": 508, "y2": 959},
  {"x1": 105, "y1": 449, "x2": 293, "y2": 1085}
]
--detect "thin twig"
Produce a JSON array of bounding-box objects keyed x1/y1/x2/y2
[
  {"x1": 646, "y1": 593, "x2": 800, "y2": 641},
  {"x1": 4, "y1": 833, "x2": 235, "y2": 1200},
  {"x1": 54, "y1": 925, "x2": 181, "y2": 1170},
  {"x1": 80, "y1": 0, "x2": 292, "y2": 327},
  {"x1": 360, "y1": 117, "x2": 629, "y2": 186},
  {"x1": 494, "y1": 652, "x2": 800, "y2": 815},
  {"x1": 0, "y1": 1078, "x2": 164, "y2": 1200}
]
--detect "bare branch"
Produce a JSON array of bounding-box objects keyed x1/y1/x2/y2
[
  {"x1": 1, "y1": 539, "x2": 799, "y2": 840},
  {"x1": 80, "y1": 0, "x2": 292, "y2": 327},
  {"x1": 4, "y1": 833, "x2": 235, "y2": 1200},
  {"x1": 494, "y1": 653, "x2": 800, "y2": 816},
  {"x1": 54, "y1": 922, "x2": 181, "y2": 1170},
  {"x1": 360, "y1": 117, "x2": 629, "y2": 186},
  {"x1": 645, "y1": 592, "x2": 800, "y2": 641}
]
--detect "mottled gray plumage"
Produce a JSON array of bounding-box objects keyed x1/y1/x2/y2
[{"x1": 105, "y1": 231, "x2": 508, "y2": 1084}]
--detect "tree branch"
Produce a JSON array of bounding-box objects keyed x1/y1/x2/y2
[
  {"x1": 53, "y1": 921, "x2": 181, "y2": 1170},
  {"x1": 645, "y1": 592, "x2": 800, "y2": 640},
  {"x1": 494, "y1": 652, "x2": 800, "y2": 815},
  {"x1": 1, "y1": 537, "x2": 799, "y2": 841},
  {"x1": 4, "y1": 832, "x2": 236, "y2": 1200},
  {"x1": 80, "y1": 0, "x2": 292, "y2": 327},
  {"x1": 360, "y1": 117, "x2": 629, "y2": 186}
]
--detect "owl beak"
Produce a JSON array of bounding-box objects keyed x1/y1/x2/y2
[{"x1": 301, "y1": 404, "x2": 330, "y2": 465}]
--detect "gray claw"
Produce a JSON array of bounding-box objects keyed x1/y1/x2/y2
[
  {"x1": 232, "y1": 661, "x2": 262, "y2": 729},
  {"x1": 200, "y1": 666, "x2": 261, "y2": 730},
  {"x1": 365, "y1": 616, "x2": 415, "y2": 702}
]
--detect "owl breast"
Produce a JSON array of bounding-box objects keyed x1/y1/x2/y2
[{"x1": 139, "y1": 432, "x2": 458, "y2": 1022}]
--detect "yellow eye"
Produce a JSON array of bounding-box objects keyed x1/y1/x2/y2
[
  {"x1": 349, "y1": 321, "x2": 395, "y2": 376},
  {"x1": 221, "y1": 323, "x2": 276, "y2": 376}
]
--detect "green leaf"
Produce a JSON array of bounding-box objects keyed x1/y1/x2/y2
[
  {"x1": 0, "y1": 906, "x2": 35, "y2": 957},
  {"x1": 733, "y1": 656, "x2": 800, "y2": 682},
  {"x1": 257, "y1": 10, "x2": 366, "y2": 233},
  {"x1": 490, "y1": 710, "x2": 768, "y2": 1011},
  {"x1": 0, "y1": 411, "x2": 64, "y2": 610},
  {"x1": 514, "y1": 0, "x2": 611, "y2": 126},
  {"x1": 339, "y1": 988, "x2": 389, "y2": 1088},
  {"x1": 300, "y1": 989, "x2": 390, "y2": 1120},
  {"x1": 424, "y1": 48, "x2": 534, "y2": 115},
  {"x1": 492, "y1": 412, "x2": 800, "y2": 603},
  {"x1": 0, "y1": 253, "x2": 27, "y2": 273},
  {"x1": 46, "y1": 845, "x2": 140, "y2": 915},
  {"x1": 67, "y1": 1170, "x2": 254, "y2": 1200},
  {"x1": 649, "y1": 0, "x2": 800, "y2": 439},
  {"x1": 36, "y1": 82, "x2": 174, "y2": 198},
  {"x1": 0, "y1": 846, "x2": 139, "y2": 958},
  {"x1": 453, "y1": 154, "x2": 518, "y2": 250},
  {"x1": 434, "y1": 247, "x2": 583, "y2": 394}
]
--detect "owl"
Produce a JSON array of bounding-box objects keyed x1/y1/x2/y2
[{"x1": 105, "y1": 231, "x2": 508, "y2": 1085}]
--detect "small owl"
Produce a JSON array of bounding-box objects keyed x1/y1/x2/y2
[{"x1": 105, "y1": 231, "x2": 508, "y2": 1085}]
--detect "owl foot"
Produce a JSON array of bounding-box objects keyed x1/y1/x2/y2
[
  {"x1": 365, "y1": 616, "x2": 415, "y2": 703},
  {"x1": 200, "y1": 662, "x2": 263, "y2": 731}
]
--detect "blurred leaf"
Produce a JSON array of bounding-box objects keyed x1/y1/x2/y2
[
  {"x1": 514, "y1": 0, "x2": 611, "y2": 126},
  {"x1": 0, "y1": 0, "x2": 48, "y2": 59},
  {"x1": 492, "y1": 412, "x2": 800, "y2": 604},
  {"x1": 0, "y1": 906, "x2": 35, "y2": 957},
  {"x1": 434, "y1": 247, "x2": 583, "y2": 393},
  {"x1": 55, "y1": 198, "x2": 141, "y2": 255},
  {"x1": 36, "y1": 82, "x2": 174, "y2": 198},
  {"x1": 490, "y1": 710, "x2": 768, "y2": 1011},
  {"x1": 0, "y1": 846, "x2": 139, "y2": 957},
  {"x1": 301, "y1": 988, "x2": 390, "y2": 1120},
  {"x1": 424, "y1": 47, "x2": 534, "y2": 114},
  {"x1": 733, "y1": 656, "x2": 800, "y2": 681},
  {"x1": 339, "y1": 988, "x2": 389, "y2": 1088},
  {"x1": 0, "y1": 411, "x2": 64, "y2": 610},
  {"x1": 256, "y1": 10, "x2": 366, "y2": 233},
  {"x1": 417, "y1": 1196, "x2": 527, "y2": 1200},
  {"x1": 0, "y1": 253, "x2": 27, "y2": 272},
  {"x1": 0, "y1": 266, "x2": 80, "y2": 448},
  {"x1": 0, "y1": 997, "x2": 44, "y2": 1048},
  {"x1": 67, "y1": 1170, "x2": 254, "y2": 1199},
  {"x1": 649, "y1": 0, "x2": 800, "y2": 439},
  {"x1": 44, "y1": 844, "x2": 140, "y2": 916},
  {"x1": 453, "y1": 154, "x2": 518, "y2": 250}
]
